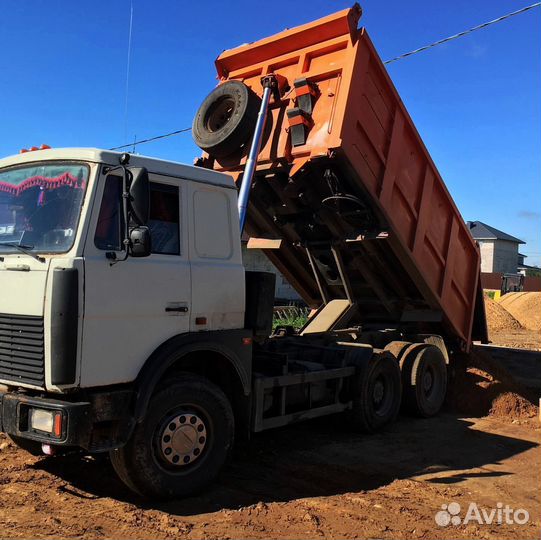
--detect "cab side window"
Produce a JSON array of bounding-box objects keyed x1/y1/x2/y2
[
  {"x1": 148, "y1": 183, "x2": 180, "y2": 255},
  {"x1": 94, "y1": 178, "x2": 180, "y2": 255}
]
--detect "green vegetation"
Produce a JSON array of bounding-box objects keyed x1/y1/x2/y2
[
  {"x1": 272, "y1": 315, "x2": 308, "y2": 330},
  {"x1": 272, "y1": 306, "x2": 309, "y2": 330}
]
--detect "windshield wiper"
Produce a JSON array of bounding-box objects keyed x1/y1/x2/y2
[{"x1": 0, "y1": 242, "x2": 45, "y2": 263}]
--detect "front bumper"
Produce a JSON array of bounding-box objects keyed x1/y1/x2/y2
[
  {"x1": 0, "y1": 389, "x2": 133, "y2": 451},
  {"x1": 1, "y1": 392, "x2": 92, "y2": 447}
]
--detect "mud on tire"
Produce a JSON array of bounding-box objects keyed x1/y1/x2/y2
[{"x1": 110, "y1": 373, "x2": 234, "y2": 499}]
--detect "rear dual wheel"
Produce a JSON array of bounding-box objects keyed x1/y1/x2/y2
[
  {"x1": 400, "y1": 344, "x2": 447, "y2": 418},
  {"x1": 350, "y1": 352, "x2": 402, "y2": 433},
  {"x1": 350, "y1": 343, "x2": 447, "y2": 432}
]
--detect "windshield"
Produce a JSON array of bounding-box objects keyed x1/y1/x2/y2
[{"x1": 0, "y1": 162, "x2": 89, "y2": 254}]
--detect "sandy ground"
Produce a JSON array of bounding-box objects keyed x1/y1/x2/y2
[
  {"x1": 0, "y1": 313, "x2": 539, "y2": 539},
  {"x1": 498, "y1": 292, "x2": 541, "y2": 332},
  {"x1": 0, "y1": 359, "x2": 539, "y2": 539},
  {"x1": 0, "y1": 414, "x2": 538, "y2": 540},
  {"x1": 485, "y1": 292, "x2": 541, "y2": 351},
  {"x1": 484, "y1": 298, "x2": 522, "y2": 332},
  {"x1": 489, "y1": 329, "x2": 541, "y2": 351}
]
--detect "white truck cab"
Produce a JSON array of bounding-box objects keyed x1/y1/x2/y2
[
  {"x1": 0, "y1": 148, "x2": 246, "y2": 390},
  {"x1": 0, "y1": 148, "x2": 259, "y2": 497}
]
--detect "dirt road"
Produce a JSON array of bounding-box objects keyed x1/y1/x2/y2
[
  {"x1": 0, "y1": 409, "x2": 539, "y2": 539},
  {"x1": 0, "y1": 320, "x2": 539, "y2": 539},
  {"x1": 489, "y1": 329, "x2": 541, "y2": 351}
]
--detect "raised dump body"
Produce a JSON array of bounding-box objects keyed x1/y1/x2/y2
[{"x1": 200, "y1": 4, "x2": 487, "y2": 351}]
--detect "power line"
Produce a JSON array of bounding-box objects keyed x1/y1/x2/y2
[
  {"x1": 109, "y1": 2, "x2": 540, "y2": 151},
  {"x1": 109, "y1": 127, "x2": 192, "y2": 151},
  {"x1": 384, "y1": 2, "x2": 541, "y2": 65}
]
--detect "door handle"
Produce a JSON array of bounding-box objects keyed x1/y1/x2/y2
[{"x1": 165, "y1": 306, "x2": 189, "y2": 313}]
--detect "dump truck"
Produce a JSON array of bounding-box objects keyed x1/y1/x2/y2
[{"x1": 0, "y1": 4, "x2": 487, "y2": 499}]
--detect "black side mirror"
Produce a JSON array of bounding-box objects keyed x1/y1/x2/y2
[
  {"x1": 128, "y1": 167, "x2": 150, "y2": 225},
  {"x1": 130, "y1": 226, "x2": 152, "y2": 257}
]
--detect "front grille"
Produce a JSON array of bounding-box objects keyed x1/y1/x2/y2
[{"x1": 0, "y1": 314, "x2": 45, "y2": 387}]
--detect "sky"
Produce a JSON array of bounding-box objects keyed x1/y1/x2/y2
[{"x1": 1, "y1": 0, "x2": 540, "y2": 264}]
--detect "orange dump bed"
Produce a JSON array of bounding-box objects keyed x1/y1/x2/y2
[{"x1": 206, "y1": 4, "x2": 486, "y2": 350}]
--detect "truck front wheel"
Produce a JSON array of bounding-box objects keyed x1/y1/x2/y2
[{"x1": 110, "y1": 374, "x2": 234, "y2": 499}]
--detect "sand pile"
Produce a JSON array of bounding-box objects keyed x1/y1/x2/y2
[
  {"x1": 446, "y1": 349, "x2": 538, "y2": 421},
  {"x1": 484, "y1": 296, "x2": 522, "y2": 332},
  {"x1": 489, "y1": 392, "x2": 538, "y2": 421},
  {"x1": 499, "y1": 292, "x2": 541, "y2": 332}
]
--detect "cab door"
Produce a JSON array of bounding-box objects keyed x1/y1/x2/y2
[{"x1": 81, "y1": 170, "x2": 190, "y2": 387}]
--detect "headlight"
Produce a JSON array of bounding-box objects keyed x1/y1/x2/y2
[{"x1": 30, "y1": 409, "x2": 62, "y2": 437}]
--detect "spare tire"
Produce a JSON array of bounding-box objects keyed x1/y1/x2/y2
[{"x1": 192, "y1": 80, "x2": 261, "y2": 158}]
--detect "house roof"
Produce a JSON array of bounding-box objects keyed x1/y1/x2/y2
[{"x1": 467, "y1": 221, "x2": 525, "y2": 244}]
